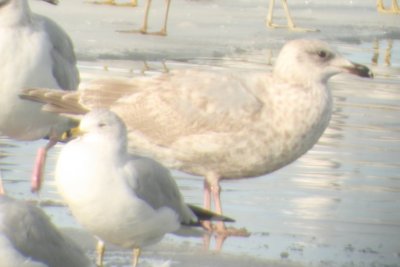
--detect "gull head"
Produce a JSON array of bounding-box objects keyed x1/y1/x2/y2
[
  {"x1": 273, "y1": 39, "x2": 373, "y2": 85},
  {"x1": 78, "y1": 109, "x2": 128, "y2": 149}
]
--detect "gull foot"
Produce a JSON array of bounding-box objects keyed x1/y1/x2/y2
[
  {"x1": 267, "y1": 23, "x2": 319, "y2": 32},
  {"x1": 117, "y1": 29, "x2": 167, "y2": 36},
  {"x1": 88, "y1": 0, "x2": 137, "y2": 7},
  {"x1": 212, "y1": 225, "x2": 251, "y2": 237}
]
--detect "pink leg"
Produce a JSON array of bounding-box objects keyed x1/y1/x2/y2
[
  {"x1": 31, "y1": 138, "x2": 58, "y2": 193},
  {"x1": 202, "y1": 173, "x2": 250, "y2": 241},
  {"x1": 211, "y1": 181, "x2": 223, "y2": 215},
  {"x1": 203, "y1": 172, "x2": 226, "y2": 232},
  {"x1": 203, "y1": 179, "x2": 211, "y2": 210},
  {"x1": 201, "y1": 180, "x2": 213, "y2": 231},
  {"x1": 202, "y1": 232, "x2": 211, "y2": 250},
  {"x1": 0, "y1": 173, "x2": 5, "y2": 195},
  {"x1": 209, "y1": 179, "x2": 226, "y2": 232},
  {"x1": 214, "y1": 234, "x2": 227, "y2": 251}
]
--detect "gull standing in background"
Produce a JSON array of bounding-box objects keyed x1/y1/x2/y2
[
  {"x1": 267, "y1": 0, "x2": 400, "y2": 32},
  {"x1": 125, "y1": 0, "x2": 171, "y2": 35},
  {"x1": 92, "y1": 0, "x2": 171, "y2": 35},
  {"x1": 21, "y1": 39, "x2": 373, "y2": 234},
  {"x1": 377, "y1": 0, "x2": 400, "y2": 13},
  {"x1": 266, "y1": 0, "x2": 318, "y2": 31},
  {"x1": 0, "y1": 0, "x2": 79, "y2": 191},
  {"x1": 55, "y1": 109, "x2": 234, "y2": 267}
]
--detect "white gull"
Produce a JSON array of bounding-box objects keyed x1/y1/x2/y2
[
  {"x1": 54, "y1": 109, "x2": 234, "y2": 267},
  {"x1": 0, "y1": 0, "x2": 79, "y2": 191},
  {"x1": 21, "y1": 39, "x2": 373, "y2": 234}
]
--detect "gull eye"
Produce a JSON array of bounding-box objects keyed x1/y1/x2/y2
[
  {"x1": 98, "y1": 122, "x2": 106, "y2": 128},
  {"x1": 317, "y1": 50, "x2": 328, "y2": 59}
]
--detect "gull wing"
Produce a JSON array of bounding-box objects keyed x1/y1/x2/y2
[
  {"x1": 38, "y1": 15, "x2": 80, "y2": 91},
  {"x1": 123, "y1": 155, "x2": 196, "y2": 224},
  {"x1": 112, "y1": 69, "x2": 266, "y2": 145}
]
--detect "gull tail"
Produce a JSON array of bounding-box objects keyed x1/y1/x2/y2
[
  {"x1": 186, "y1": 204, "x2": 235, "y2": 225},
  {"x1": 19, "y1": 88, "x2": 88, "y2": 117}
]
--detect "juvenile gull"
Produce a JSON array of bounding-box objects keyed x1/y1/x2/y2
[
  {"x1": 0, "y1": 193, "x2": 92, "y2": 267},
  {"x1": 55, "y1": 109, "x2": 234, "y2": 267},
  {"x1": 0, "y1": 0, "x2": 79, "y2": 191},
  {"x1": 21, "y1": 39, "x2": 373, "y2": 233}
]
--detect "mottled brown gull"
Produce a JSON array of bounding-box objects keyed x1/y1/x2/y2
[
  {"x1": 21, "y1": 39, "x2": 373, "y2": 234},
  {"x1": 55, "y1": 109, "x2": 234, "y2": 267},
  {"x1": 0, "y1": 0, "x2": 79, "y2": 191}
]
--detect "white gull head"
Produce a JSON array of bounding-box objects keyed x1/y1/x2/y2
[{"x1": 273, "y1": 39, "x2": 373, "y2": 85}]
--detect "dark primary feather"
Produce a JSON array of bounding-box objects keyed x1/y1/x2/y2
[{"x1": 186, "y1": 204, "x2": 235, "y2": 225}]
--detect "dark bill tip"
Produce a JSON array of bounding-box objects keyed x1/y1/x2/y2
[{"x1": 347, "y1": 62, "x2": 374, "y2": 78}]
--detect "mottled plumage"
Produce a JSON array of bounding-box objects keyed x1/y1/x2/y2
[{"x1": 21, "y1": 39, "x2": 373, "y2": 233}]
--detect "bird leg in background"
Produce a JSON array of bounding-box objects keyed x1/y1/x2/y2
[
  {"x1": 0, "y1": 174, "x2": 5, "y2": 195},
  {"x1": 96, "y1": 240, "x2": 105, "y2": 267},
  {"x1": 385, "y1": 39, "x2": 393, "y2": 66},
  {"x1": 377, "y1": 0, "x2": 400, "y2": 14},
  {"x1": 371, "y1": 39, "x2": 393, "y2": 66},
  {"x1": 91, "y1": 0, "x2": 138, "y2": 7},
  {"x1": 31, "y1": 133, "x2": 58, "y2": 193},
  {"x1": 118, "y1": 0, "x2": 171, "y2": 35},
  {"x1": 132, "y1": 248, "x2": 141, "y2": 267},
  {"x1": 371, "y1": 39, "x2": 379, "y2": 65},
  {"x1": 141, "y1": 60, "x2": 169, "y2": 75},
  {"x1": 266, "y1": 0, "x2": 319, "y2": 32}
]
